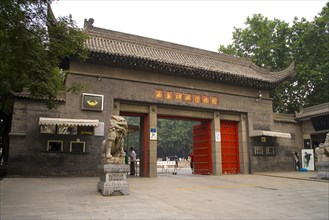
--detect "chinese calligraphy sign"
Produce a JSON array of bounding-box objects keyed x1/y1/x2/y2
[{"x1": 155, "y1": 89, "x2": 218, "y2": 106}]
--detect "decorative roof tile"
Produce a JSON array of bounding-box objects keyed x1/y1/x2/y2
[
  {"x1": 273, "y1": 113, "x2": 298, "y2": 123},
  {"x1": 14, "y1": 89, "x2": 66, "y2": 101},
  {"x1": 83, "y1": 24, "x2": 295, "y2": 89},
  {"x1": 295, "y1": 103, "x2": 329, "y2": 120}
]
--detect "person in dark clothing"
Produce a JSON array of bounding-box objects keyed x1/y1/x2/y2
[
  {"x1": 124, "y1": 149, "x2": 128, "y2": 165},
  {"x1": 129, "y1": 147, "x2": 136, "y2": 175},
  {"x1": 293, "y1": 152, "x2": 300, "y2": 171},
  {"x1": 304, "y1": 152, "x2": 312, "y2": 167},
  {"x1": 173, "y1": 155, "x2": 178, "y2": 175}
]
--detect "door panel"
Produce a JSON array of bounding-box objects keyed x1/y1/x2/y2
[
  {"x1": 193, "y1": 121, "x2": 212, "y2": 174},
  {"x1": 221, "y1": 121, "x2": 239, "y2": 174}
]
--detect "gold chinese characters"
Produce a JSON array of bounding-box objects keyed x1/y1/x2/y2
[{"x1": 155, "y1": 89, "x2": 218, "y2": 106}]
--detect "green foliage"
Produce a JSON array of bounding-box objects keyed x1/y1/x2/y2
[
  {"x1": 219, "y1": 3, "x2": 329, "y2": 113},
  {"x1": 0, "y1": 0, "x2": 88, "y2": 113},
  {"x1": 220, "y1": 14, "x2": 292, "y2": 70},
  {"x1": 290, "y1": 5, "x2": 329, "y2": 107},
  {"x1": 0, "y1": 0, "x2": 88, "y2": 162},
  {"x1": 157, "y1": 119, "x2": 196, "y2": 159},
  {"x1": 123, "y1": 117, "x2": 195, "y2": 159},
  {"x1": 124, "y1": 117, "x2": 141, "y2": 155}
]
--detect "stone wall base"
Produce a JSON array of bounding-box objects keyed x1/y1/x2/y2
[{"x1": 97, "y1": 164, "x2": 130, "y2": 196}]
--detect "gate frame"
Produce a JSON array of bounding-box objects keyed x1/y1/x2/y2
[
  {"x1": 115, "y1": 101, "x2": 249, "y2": 177},
  {"x1": 120, "y1": 111, "x2": 149, "y2": 177}
]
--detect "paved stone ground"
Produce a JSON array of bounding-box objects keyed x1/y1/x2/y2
[{"x1": 1, "y1": 171, "x2": 328, "y2": 220}]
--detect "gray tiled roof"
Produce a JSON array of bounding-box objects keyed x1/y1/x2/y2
[
  {"x1": 273, "y1": 113, "x2": 298, "y2": 123},
  {"x1": 295, "y1": 102, "x2": 329, "y2": 120},
  {"x1": 84, "y1": 25, "x2": 294, "y2": 89},
  {"x1": 14, "y1": 89, "x2": 66, "y2": 101}
]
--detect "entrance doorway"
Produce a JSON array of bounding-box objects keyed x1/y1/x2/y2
[
  {"x1": 121, "y1": 112, "x2": 149, "y2": 177},
  {"x1": 119, "y1": 104, "x2": 241, "y2": 177},
  {"x1": 156, "y1": 118, "x2": 195, "y2": 175},
  {"x1": 221, "y1": 121, "x2": 240, "y2": 174},
  {"x1": 157, "y1": 116, "x2": 212, "y2": 175}
]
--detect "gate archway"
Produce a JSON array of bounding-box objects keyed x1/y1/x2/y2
[
  {"x1": 118, "y1": 102, "x2": 245, "y2": 177},
  {"x1": 157, "y1": 115, "x2": 213, "y2": 175}
]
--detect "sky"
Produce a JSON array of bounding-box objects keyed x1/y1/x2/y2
[{"x1": 51, "y1": 0, "x2": 327, "y2": 52}]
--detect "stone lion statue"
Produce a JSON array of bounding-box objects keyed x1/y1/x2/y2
[
  {"x1": 101, "y1": 115, "x2": 128, "y2": 164},
  {"x1": 315, "y1": 133, "x2": 329, "y2": 162}
]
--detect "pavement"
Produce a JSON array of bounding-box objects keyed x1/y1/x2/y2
[{"x1": 1, "y1": 170, "x2": 328, "y2": 220}]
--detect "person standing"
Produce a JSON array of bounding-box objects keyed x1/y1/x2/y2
[
  {"x1": 293, "y1": 152, "x2": 300, "y2": 171},
  {"x1": 189, "y1": 151, "x2": 194, "y2": 174},
  {"x1": 124, "y1": 149, "x2": 129, "y2": 165},
  {"x1": 173, "y1": 155, "x2": 178, "y2": 175},
  {"x1": 129, "y1": 147, "x2": 136, "y2": 175}
]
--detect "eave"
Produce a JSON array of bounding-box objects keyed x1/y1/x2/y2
[{"x1": 82, "y1": 24, "x2": 295, "y2": 90}]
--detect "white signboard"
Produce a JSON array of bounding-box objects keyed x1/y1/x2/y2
[
  {"x1": 157, "y1": 161, "x2": 176, "y2": 166},
  {"x1": 215, "y1": 131, "x2": 221, "y2": 142},
  {"x1": 301, "y1": 149, "x2": 314, "y2": 171},
  {"x1": 94, "y1": 122, "x2": 105, "y2": 136},
  {"x1": 150, "y1": 128, "x2": 157, "y2": 140}
]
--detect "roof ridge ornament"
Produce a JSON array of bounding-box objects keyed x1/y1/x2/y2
[{"x1": 84, "y1": 18, "x2": 94, "y2": 29}]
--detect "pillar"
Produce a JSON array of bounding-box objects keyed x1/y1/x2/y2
[
  {"x1": 239, "y1": 114, "x2": 249, "y2": 174},
  {"x1": 212, "y1": 112, "x2": 222, "y2": 175},
  {"x1": 148, "y1": 105, "x2": 158, "y2": 177}
]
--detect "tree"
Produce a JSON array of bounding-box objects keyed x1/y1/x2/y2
[
  {"x1": 124, "y1": 116, "x2": 141, "y2": 155},
  {"x1": 157, "y1": 119, "x2": 196, "y2": 159},
  {"x1": 0, "y1": 0, "x2": 88, "y2": 164},
  {"x1": 219, "y1": 3, "x2": 329, "y2": 113},
  {"x1": 290, "y1": 5, "x2": 329, "y2": 107},
  {"x1": 123, "y1": 117, "x2": 195, "y2": 160}
]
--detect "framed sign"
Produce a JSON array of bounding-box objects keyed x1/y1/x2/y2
[
  {"x1": 81, "y1": 93, "x2": 104, "y2": 111},
  {"x1": 94, "y1": 122, "x2": 105, "y2": 136},
  {"x1": 215, "y1": 131, "x2": 221, "y2": 142},
  {"x1": 254, "y1": 146, "x2": 264, "y2": 155},
  {"x1": 150, "y1": 128, "x2": 157, "y2": 140}
]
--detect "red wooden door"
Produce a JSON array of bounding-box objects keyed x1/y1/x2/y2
[
  {"x1": 193, "y1": 121, "x2": 212, "y2": 174},
  {"x1": 221, "y1": 121, "x2": 240, "y2": 174}
]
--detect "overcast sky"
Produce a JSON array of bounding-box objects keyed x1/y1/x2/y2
[{"x1": 51, "y1": 0, "x2": 327, "y2": 52}]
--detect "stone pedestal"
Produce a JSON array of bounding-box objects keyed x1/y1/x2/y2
[
  {"x1": 315, "y1": 162, "x2": 329, "y2": 180},
  {"x1": 97, "y1": 164, "x2": 130, "y2": 196}
]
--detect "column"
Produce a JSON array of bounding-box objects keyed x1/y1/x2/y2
[
  {"x1": 148, "y1": 105, "x2": 158, "y2": 177},
  {"x1": 212, "y1": 112, "x2": 222, "y2": 175}
]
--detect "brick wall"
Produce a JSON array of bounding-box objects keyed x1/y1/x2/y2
[{"x1": 7, "y1": 64, "x2": 305, "y2": 176}]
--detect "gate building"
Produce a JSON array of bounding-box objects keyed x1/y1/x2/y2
[{"x1": 8, "y1": 20, "x2": 326, "y2": 177}]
